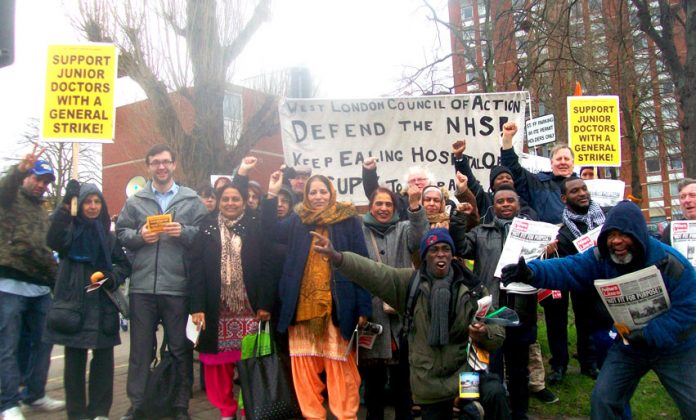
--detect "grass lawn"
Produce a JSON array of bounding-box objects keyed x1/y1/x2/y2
[{"x1": 528, "y1": 310, "x2": 680, "y2": 419}]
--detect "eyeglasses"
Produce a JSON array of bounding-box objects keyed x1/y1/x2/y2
[{"x1": 149, "y1": 160, "x2": 173, "y2": 167}]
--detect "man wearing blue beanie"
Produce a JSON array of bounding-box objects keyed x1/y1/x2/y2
[{"x1": 312, "y1": 228, "x2": 511, "y2": 419}]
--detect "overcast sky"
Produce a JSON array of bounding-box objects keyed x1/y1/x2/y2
[{"x1": 0, "y1": 0, "x2": 451, "y2": 168}]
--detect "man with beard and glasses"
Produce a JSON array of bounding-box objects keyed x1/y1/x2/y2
[
  {"x1": 501, "y1": 200, "x2": 696, "y2": 419},
  {"x1": 117, "y1": 144, "x2": 207, "y2": 420}
]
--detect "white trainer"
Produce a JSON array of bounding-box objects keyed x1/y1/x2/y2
[
  {"x1": 1, "y1": 407, "x2": 25, "y2": 420},
  {"x1": 94, "y1": 416, "x2": 110, "y2": 420},
  {"x1": 24, "y1": 396, "x2": 65, "y2": 412}
]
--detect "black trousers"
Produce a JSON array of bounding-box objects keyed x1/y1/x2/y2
[
  {"x1": 540, "y1": 291, "x2": 569, "y2": 371},
  {"x1": 359, "y1": 355, "x2": 412, "y2": 420},
  {"x1": 420, "y1": 372, "x2": 510, "y2": 420},
  {"x1": 64, "y1": 347, "x2": 114, "y2": 420},
  {"x1": 126, "y1": 294, "x2": 192, "y2": 410}
]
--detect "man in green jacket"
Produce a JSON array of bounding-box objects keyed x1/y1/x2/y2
[
  {"x1": 0, "y1": 149, "x2": 64, "y2": 420},
  {"x1": 312, "y1": 228, "x2": 510, "y2": 419}
]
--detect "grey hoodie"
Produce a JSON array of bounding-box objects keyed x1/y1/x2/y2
[{"x1": 116, "y1": 182, "x2": 207, "y2": 296}]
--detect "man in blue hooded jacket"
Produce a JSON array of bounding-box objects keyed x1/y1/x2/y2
[{"x1": 501, "y1": 200, "x2": 696, "y2": 419}]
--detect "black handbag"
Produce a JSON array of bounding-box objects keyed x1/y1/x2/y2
[
  {"x1": 142, "y1": 335, "x2": 177, "y2": 419},
  {"x1": 236, "y1": 323, "x2": 302, "y2": 420}
]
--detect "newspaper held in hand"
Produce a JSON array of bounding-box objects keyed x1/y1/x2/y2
[
  {"x1": 670, "y1": 221, "x2": 696, "y2": 267},
  {"x1": 186, "y1": 315, "x2": 200, "y2": 345},
  {"x1": 358, "y1": 322, "x2": 383, "y2": 350},
  {"x1": 573, "y1": 224, "x2": 603, "y2": 253},
  {"x1": 474, "y1": 296, "x2": 492, "y2": 319},
  {"x1": 594, "y1": 265, "x2": 671, "y2": 343},
  {"x1": 584, "y1": 179, "x2": 625, "y2": 208},
  {"x1": 494, "y1": 218, "x2": 560, "y2": 293}
]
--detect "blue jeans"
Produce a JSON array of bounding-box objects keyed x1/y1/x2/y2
[
  {"x1": 591, "y1": 341, "x2": 696, "y2": 419},
  {"x1": 0, "y1": 291, "x2": 53, "y2": 412}
]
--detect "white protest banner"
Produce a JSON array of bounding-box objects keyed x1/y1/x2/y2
[
  {"x1": 279, "y1": 92, "x2": 528, "y2": 204},
  {"x1": 494, "y1": 217, "x2": 560, "y2": 293},
  {"x1": 670, "y1": 221, "x2": 696, "y2": 267},
  {"x1": 573, "y1": 225, "x2": 603, "y2": 253},
  {"x1": 525, "y1": 114, "x2": 555, "y2": 147},
  {"x1": 584, "y1": 179, "x2": 625, "y2": 207}
]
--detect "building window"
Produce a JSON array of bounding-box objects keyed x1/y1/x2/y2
[
  {"x1": 645, "y1": 157, "x2": 660, "y2": 173},
  {"x1": 670, "y1": 180, "x2": 679, "y2": 197},
  {"x1": 647, "y1": 183, "x2": 663, "y2": 199},
  {"x1": 668, "y1": 155, "x2": 683, "y2": 171},
  {"x1": 662, "y1": 103, "x2": 678, "y2": 121},
  {"x1": 662, "y1": 81, "x2": 674, "y2": 94},
  {"x1": 223, "y1": 91, "x2": 243, "y2": 147},
  {"x1": 642, "y1": 132, "x2": 658, "y2": 150},
  {"x1": 462, "y1": 5, "x2": 474, "y2": 20}
]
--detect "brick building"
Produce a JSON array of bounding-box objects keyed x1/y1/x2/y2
[
  {"x1": 447, "y1": 0, "x2": 686, "y2": 225},
  {"x1": 102, "y1": 85, "x2": 283, "y2": 215}
]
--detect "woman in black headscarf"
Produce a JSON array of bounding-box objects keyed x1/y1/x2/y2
[{"x1": 45, "y1": 181, "x2": 131, "y2": 420}]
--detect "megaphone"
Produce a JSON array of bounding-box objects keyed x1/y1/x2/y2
[{"x1": 125, "y1": 176, "x2": 147, "y2": 198}]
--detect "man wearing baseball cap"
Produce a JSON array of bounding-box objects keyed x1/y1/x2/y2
[
  {"x1": 312, "y1": 228, "x2": 510, "y2": 419},
  {"x1": 0, "y1": 149, "x2": 65, "y2": 420}
]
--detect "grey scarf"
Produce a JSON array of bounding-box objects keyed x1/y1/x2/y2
[{"x1": 426, "y1": 268, "x2": 454, "y2": 346}]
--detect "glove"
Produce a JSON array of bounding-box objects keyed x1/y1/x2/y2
[
  {"x1": 501, "y1": 256, "x2": 534, "y2": 287},
  {"x1": 626, "y1": 329, "x2": 649, "y2": 349},
  {"x1": 101, "y1": 272, "x2": 119, "y2": 291},
  {"x1": 63, "y1": 179, "x2": 81, "y2": 205}
]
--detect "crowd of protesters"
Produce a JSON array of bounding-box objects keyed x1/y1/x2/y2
[{"x1": 2, "y1": 120, "x2": 696, "y2": 420}]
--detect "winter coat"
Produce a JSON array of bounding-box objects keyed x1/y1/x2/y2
[
  {"x1": 500, "y1": 148, "x2": 568, "y2": 224},
  {"x1": 455, "y1": 218, "x2": 539, "y2": 326},
  {"x1": 116, "y1": 182, "x2": 207, "y2": 296},
  {"x1": 188, "y1": 211, "x2": 274, "y2": 354},
  {"x1": 0, "y1": 165, "x2": 57, "y2": 286},
  {"x1": 44, "y1": 203, "x2": 130, "y2": 349},
  {"x1": 261, "y1": 198, "x2": 372, "y2": 340},
  {"x1": 336, "y1": 253, "x2": 505, "y2": 404},
  {"x1": 555, "y1": 217, "x2": 613, "y2": 331},
  {"x1": 528, "y1": 200, "x2": 696, "y2": 354},
  {"x1": 361, "y1": 206, "x2": 428, "y2": 360},
  {"x1": 362, "y1": 166, "x2": 459, "y2": 221}
]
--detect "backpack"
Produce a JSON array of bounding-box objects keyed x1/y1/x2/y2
[{"x1": 142, "y1": 336, "x2": 177, "y2": 419}]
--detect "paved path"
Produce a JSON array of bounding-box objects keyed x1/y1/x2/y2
[{"x1": 23, "y1": 328, "x2": 587, "y2": 420}]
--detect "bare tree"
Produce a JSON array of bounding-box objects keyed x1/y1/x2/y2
[
  {"x1": 4, "y1": 118, "x2": 102, "y2": 209},
  {"x1": 631, "y1": 0, "x2": 695, "y2": 177},
  {"x1": 73, "y1": 0, "x2": 279, "y2": 187}
]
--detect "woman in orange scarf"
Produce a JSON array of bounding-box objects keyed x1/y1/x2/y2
[{"x1": 262, "y1": 171, "x2": 371, "y2": 420}]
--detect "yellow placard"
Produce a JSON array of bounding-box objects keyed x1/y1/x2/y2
[
  {"x1": 567, "y1": 96, "x2": 621, "y2": 167},
  {"x1": 146, "y1": 214, "x2": 172, "y2": 234},
  {"x1": 42, "y1": 44, "x2": 117, "y2": 143}
]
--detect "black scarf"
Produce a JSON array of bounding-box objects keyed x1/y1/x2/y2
[{"x1": 68, "y1": 216, "x2": 112, "y2": 271}]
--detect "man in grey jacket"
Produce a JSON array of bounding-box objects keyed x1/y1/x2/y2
[{"x1": 117, "y1": 144, "x2": 207, "y2": 420}]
